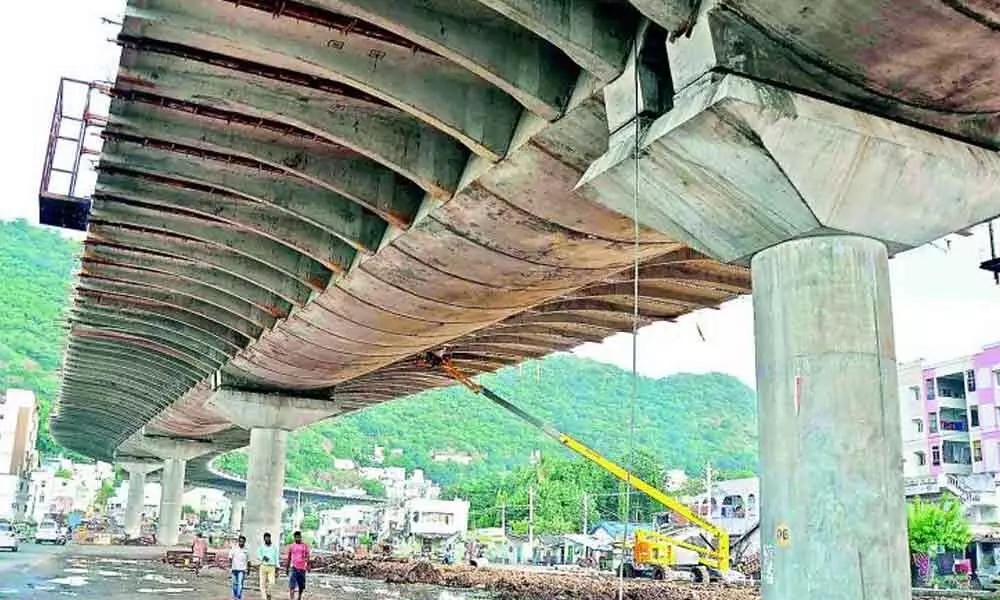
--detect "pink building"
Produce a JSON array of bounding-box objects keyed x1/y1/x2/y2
[{"x1": 901, "y1": 344, "x2": 1000, "y2": 522}]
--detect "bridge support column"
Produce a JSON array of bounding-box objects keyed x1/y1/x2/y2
[
  {"x1": 227, "y1": 493, "x2": 246, "y2": 533},
  {"x1": 120, "y1": 461, "x2": 161, "y2": 538},
  {"x1": 752, "y1": 235, "x2": 908, "y2": 600},
  {"x1": 128, "y1": 437, "x2": 217, "y2": 546},
  {"x1": 208, "y1": 389, "x2": 339, "y2": 555}
]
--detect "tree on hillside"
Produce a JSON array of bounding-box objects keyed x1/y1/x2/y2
[{"x1": 92, "y1": 480, "x2": 115, "y2": 513}]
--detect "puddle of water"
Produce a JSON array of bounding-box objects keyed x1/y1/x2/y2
[
  {"x1": 48, "y1": 576, "x2": 89, "y2": 587},
  {"x1": 97, "y1": 558, "x2": 140, "y2": 565},
  {"x1": 136, "y1": 588, "x2": 196, "y2": 594},
  {"x1": 96, "y1": 570, "x2": 123, "y2": 577},
  {"x1": 342, "y1": 585, "x2": 364, "y2": 593},
  {"x1": 63, "y1": 568, "x2": 89, "y2": 574},
  {"x1": 0, "y1": 589, "x2": 19, "y2": 595},
  {"x1": 142, "y1": 574, "x2": 188, "y2": 585}
]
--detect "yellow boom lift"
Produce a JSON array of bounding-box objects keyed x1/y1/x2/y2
[{"x1": 419, "y1": 353, "x2": 731, "y2": 581}]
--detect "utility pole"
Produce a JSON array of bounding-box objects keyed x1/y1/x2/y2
[
  {"x1": 500, "y1": 500, "x2": 506, "y2": 534},
  {"x1": 528, "y1": 485, "x2": 535, "y2": 559},
  {"x1": 705, "y1": 462, "x2": 713, "y2": 518},
  {"x1": 582, "y1": 492, "x2": 589, "y2": 534}
]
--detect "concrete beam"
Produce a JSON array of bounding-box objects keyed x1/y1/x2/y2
[
  {"x1": 96, "y1": 173, "x2": 358, "y2": 274},
  {"x1": 71, "y1": 325, "x2": 216, "y2": 376},
  {"x1": 89, "y1": 224, "x2": 312, "y2": 306},
  {"x1": 77, "y1": 276, "x2": 264, "y2": 341},
  {"x1": 100, "y1": 141, "x2": 386, "y2": 253},
  {"x1": 68, "y1": 313, "x2": 228, "y2": 368},
  {"x1": 628, "y1": 0, "x2": 698, "y2": 35},
  {"x1": 85, "y1": 243, "x2": 292, "y2": 319},
  {"x1": 69, "y1": 323, "x2": 219, "y2": 375},
  {"x1": 64, "y1": 359, "x2": 192, "y2": 397},
  {"x1": 69, "y1": 338, "x2": 207, "y2": 383},
  {"x1": 475, "y1": 0, "x2": 636, "y2": 81},
  {"x1": 72, "y1": 305, "x2": 240, "y2": 358},
  {"x1": 81, "y1": 261, "x2": 276, "y2": 330},
  {"x1": 125, "y1": 1, "x2": 522, "y2": 160},
  {"x1": 118, "y1": 50, "x2": 467, "y2": 197},
  {"x1": 306, "y1": 0, "x2": 577, "y2": 119},
  {"x1": 77, "y1": 292, "x2": 250, "y2": 351},
  {"x1": 90, "y1": 198, "x2": 335, "y2": 288},
  {"x1": 109, "y1": 102, "x2": 424, "y2": 228}
]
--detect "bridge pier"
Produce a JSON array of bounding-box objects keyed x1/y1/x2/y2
[
  {"x1": 227, "y1": 492, "x2": 246, "y2": 533},
  {"x1": 127, "y1": 437, "x2": 217, "y2": 546},
  {"x1": 752, "y1": 235, "x2": 908, "y2": 598},
  {"x1": 208, "y1": 389, "x2": 339, "y2": 554},
  {"x1": 119, "y1": 460, "x2": 161, "y2": 538}
]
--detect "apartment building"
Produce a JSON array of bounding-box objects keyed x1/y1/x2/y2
[
  {"x1": 899, "y1": 343, "x2": 1000, "y2": 524},
  {"x1": 0, "y1": 389, "x2": 38, "y2": 519}
]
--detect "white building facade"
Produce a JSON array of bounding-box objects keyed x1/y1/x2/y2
[{"x1": 0, "y1": 389, "x2": 38, "y2": 520}]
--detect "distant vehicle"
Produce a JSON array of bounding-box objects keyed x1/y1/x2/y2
[
  {"x1": 0, "y1": 520, "x2": 19, "y2": 552},
  {"x1": 35, "y1": 520, "x2": 67, "y2": 545}
]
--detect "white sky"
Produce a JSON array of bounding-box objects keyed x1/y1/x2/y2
[{"x1": 6, "y1": 1, "x2": 1000, "y2": 390}]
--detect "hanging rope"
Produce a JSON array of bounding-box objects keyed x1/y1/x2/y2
[{"x1": 618, "y1": 25, "x2": 643, "y2": 600}]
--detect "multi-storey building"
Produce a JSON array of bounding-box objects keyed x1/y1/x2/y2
[
  {"x1": 0, "y1": 389, "x2": 38, "y2": 520},
  {"x1": 900, "y1": 343, "x2": 1000, "y2": 523}
]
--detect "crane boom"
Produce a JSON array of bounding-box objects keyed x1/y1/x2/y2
[{"x1": 420, "y1": 352, "x2": 730, "y2": 572}]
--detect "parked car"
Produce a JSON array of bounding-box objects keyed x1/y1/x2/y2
[
  {"x1": 35, "y1": 520, "x2": 67, "y2": 545},
  {"x1": 0, "y1": 520, "x2": 19, "y2": 552}
]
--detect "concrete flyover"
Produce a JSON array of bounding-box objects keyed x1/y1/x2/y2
[{"x1": 48, "y1": 1, "x2": 1000, "y2": 597}]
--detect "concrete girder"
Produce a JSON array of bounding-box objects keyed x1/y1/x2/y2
[
  {"x1": 90, "y1": 199, "x2": 335, "y2": 289},
  {"x1": 474, "y1": 0, "x2": 637, "y2": 81},
  {"x1": 71, "y1": 326, "x2": 215, "y2": 373},
  {"x1": 461, "y1": 331, "x2": 597, "y2": 347},
  {"x1": 472, "y1": 323, "x2": 609, "y2": 343},
  {"x1": 59, "y1": 380, "x2": 171, "y2": 420},
  {"x1": 299, "y1": 0, "x2": 578, "y2": 120},
  {"x1": 76, "y1": 277, "x2": 262, "y2": 343},
  {"x1": 77, "y1": 291, "x2": 251, "y2": 350},
  {"x1": 124, "y1": 0, "x2": 522, "y2": 160},
  {"x1": 69, "y1": 313, "x2": 230, "y2": 367},
  {"x1": 68, "y1": 338, "x2": 208, "y2": 384},
  {"x1": 101, "y1": 142, "x2": 386, "y2": 253},
  {"x1": 81, "y1": 261, "x2": 276, "y2": 330},
  {"x1": 531, "y1": 298, "x2": 680, "y2": 321},
  {"x1": 563, "y1": 281, "x2": 725, "y2": 308},
  {"x1": 117, "y1": 50, "x2": 467, "y2": 198},
  {"x1": 89, "y1": 224, "x2": 311, "y2": 306},
  {"x1": 65, "y1": 349, "x2": 201, "y2": 391},
  {"x1": 84, "y1": 243, "x2": 292, "y2": 319},
  {"x1": 72, "y1": 305, "x2": 241, "y2": 358},
  {"x1": 604, "y1": 264, "x2": 750, "y2": 292},
  {"x1": 499, "y1": 310, "x2": 641, "y2": 331},
  {"x1": 65, "y1": 367, "x2": 187, "y2": 403},
  {"x1": 93, "y1": 178, "x2": 356, "y2": 278},
  {"x1": 108, "y1": 102, "x2": 424, "y2": 228}
]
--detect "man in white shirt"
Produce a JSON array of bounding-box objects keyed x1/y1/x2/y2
[{"x1": 229, "y1": 535, "x2": 249, "y2": 600}]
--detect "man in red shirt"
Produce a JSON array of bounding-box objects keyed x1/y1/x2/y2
[
  {"x1": 191, "y1": 533, "x2": 208, "y2": 576},
  {"x1": 285, "y1": 531, "x2": 310, "y2": 600}
]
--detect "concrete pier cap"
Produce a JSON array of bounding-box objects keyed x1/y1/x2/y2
[{"x1": 206, "y1": 388, "x2": 342, "y2": 431}]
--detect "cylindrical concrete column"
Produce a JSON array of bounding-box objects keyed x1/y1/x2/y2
[
  {"x1": 124, "y1": 470, "x2": 148, "y2": 537},
  {"x1": 752, "y1": 236, "x2": 909, "y2": 600},
  {"x1": 157, "y1": 458, "x2": 187, "y2": 546},
  {"x1": 229, "y1": 496, "x2": 246, "y2": 532},
  {"x1": 243, "y1": 427, "x2": 287, "y2": 556}
]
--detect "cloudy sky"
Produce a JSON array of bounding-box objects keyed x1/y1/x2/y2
[{"x1": 5, "y1": 0, "x2": 1000, "y2": 389}]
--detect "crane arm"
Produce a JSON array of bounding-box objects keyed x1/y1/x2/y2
[{"x1": 419, "y1": 352, "x2": 730, "y2": 572}]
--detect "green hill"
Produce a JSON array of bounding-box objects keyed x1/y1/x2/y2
[
  {"x1": 0, "y1": 219, "x2": 79, "y2": 455},
  {"x1": 217, "y1": 353, "x2": 758, "y2": 488}
]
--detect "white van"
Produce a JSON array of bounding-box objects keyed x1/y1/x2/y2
[
  {"x1": 35, "y1": 520, "x2": 66, "y2": 545},
  {"x1": 0, "y1": 520, "x2": 18, "y2": 552}
]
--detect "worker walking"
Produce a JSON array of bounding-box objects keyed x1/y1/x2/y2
[
  {"x1": 191, "y1": 532, "x2": 207, "y2": 576},
  {"x1": 285, "y1": 531, "x2": 310, "y2": 600},
  {"x1": 257, "y1": 532, "x2": 278, "y2": 600},
  {"x1": 229, "y1": 535, "x2": 249, "y2": 600}
]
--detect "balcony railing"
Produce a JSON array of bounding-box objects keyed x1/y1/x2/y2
[{"x1": 941, "y1": 420, "x2": 969, "y2": 432}]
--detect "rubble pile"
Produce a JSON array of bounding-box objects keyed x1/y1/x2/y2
[{"x1": 311, "y1": 556, "x2": 759, "y2": 600}]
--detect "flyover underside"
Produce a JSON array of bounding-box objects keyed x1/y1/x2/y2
[{"x1": 53, "y1": 0, "x2": 751, "y2": 460}]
